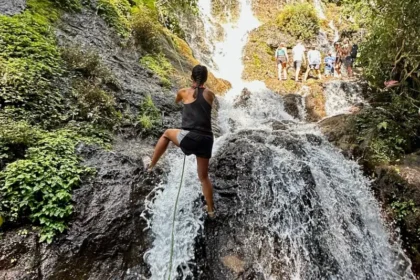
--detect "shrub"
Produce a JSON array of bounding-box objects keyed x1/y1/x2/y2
[
  {"x1": 61, "y1": 45, "x2": 116, "y2": 84},
  {"x1": 140, "y1": 53, "x2": 173, "y2": 87},
  {"x1": 0, "y1": 118, "x2": 41, "y2": 168},
  {"x1": 354, "y1": 93, "x2": 420, "y2": 165},
  {"x1": 0, "y1": 0, "x2": 66, "y2": 127},
  {"x1": 53, "y1": 0, "x2": 82, "y2": 11},
  {"x1": 0, "y1": 130, "x2": 94, "y2": 243},
  {"x1": 97, "y1": 0, "x2": 132, "y2": 38},
  {"x1": 131, "y1": 6, "x2": 161, "y2": 52},
  {"x1": 71, "y1": 80, "x2": 121, "y2": 128},
  {"x1": 137, "y1": 95, "x2": 161, "y2": 132},
  {"x1": 277, "y1": 3, "x2": 320, "y2": 41}
]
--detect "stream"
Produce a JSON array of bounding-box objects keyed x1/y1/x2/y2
[{"x1": 142, "y1": 1, "x2": 415, "y2": 279}]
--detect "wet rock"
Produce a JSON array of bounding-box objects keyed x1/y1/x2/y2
[
  {"x1": 233, "y1": 88, "x2": 252, "y2": 108},
  {"x1": 55, "y1": 9, "x2": 181, "y2": 131},
  {"x1": 282, "y1": 94, "x2": 304, "y2": 120},
  {"x1": 0, "y1": 144, "x2": 157, "y2": 279},
  {"x1": 318, "y1": 113, "x2": 357, "y2": 158},
  {"x1": 197, "y1": 130, "x2": 338, "y2": 279},
  {"x1": 0, "y1": 0, "x2": 26, "y2": 16},
  {"x1": 0, "y1": 230, "x2": 39, "y2": 280}
]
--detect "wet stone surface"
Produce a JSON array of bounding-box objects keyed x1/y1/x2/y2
[{"x1": 0, "y1": 0, "x2": 26, "y2": 16}]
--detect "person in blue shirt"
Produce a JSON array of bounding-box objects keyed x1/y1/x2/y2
[{"x1": 324, "y1": 51, "x2": 335, "y2": 77}]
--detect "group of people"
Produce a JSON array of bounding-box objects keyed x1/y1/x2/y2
[{"x1": 275, "y1": 39, "x2": 357, "y2": 82}]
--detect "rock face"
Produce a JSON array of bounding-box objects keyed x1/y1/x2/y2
[
  {"x1": 0, "y1": 0, "x2": 26, "y2": 16},
  {"x1": 282, "y1": 94, "x2": 304, "y2": 120},
  {"x1": 56, "y1": 10, "x2": 180, "y2": 125},
  {"x1": 0, "y1": 144, "x2": 158, "y2": 279}
]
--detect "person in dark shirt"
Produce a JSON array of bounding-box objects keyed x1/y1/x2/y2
[{"x1": 144, "y1": 65, "x2": 216, "y2": 218}]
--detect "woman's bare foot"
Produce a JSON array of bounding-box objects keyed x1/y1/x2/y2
[{"x1": 142, "y1": 156, "x2": 154, "y2": 172}]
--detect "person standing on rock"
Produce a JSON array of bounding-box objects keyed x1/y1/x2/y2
[
  {"x1": 275, "y1": 43, "x2": 289, "y2": 80},
  {"x1": 144, "y1": 65, "x2": 216, "y2": 218},
  {"x1": 304, "y1": 45, "x2": 322, "y2": 82},
  {"x1": 324, "y1": 51, "x2": 335, "y2": 77},
  {"x1": 340, "y1": 38, "x2": 354, "y2": 78},
  {"x1": 333, "y1": 42, "x2": 342, "y2": 78},
  {"x1": 292, "y1": 40, "x2": 306, "y2": 82}
]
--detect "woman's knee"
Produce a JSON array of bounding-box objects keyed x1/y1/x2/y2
[{"x1": 197, "y1": 170, "x2": 209, "y2": 182}]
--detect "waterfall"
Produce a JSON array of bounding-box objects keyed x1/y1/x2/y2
[
  {"x1": 143, "y1": 1, "x2": 415, "y2": 279},
  {"x1": 324, "y1": 81, "x2": 366, "y2": 117}
]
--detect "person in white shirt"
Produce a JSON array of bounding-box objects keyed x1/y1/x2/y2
[
  {"x1": 304, "y1": 45, "x2": 322, "y2": 82},
  {"x1": 292, "y1": 40, "x2": 306, "y2": 82}
]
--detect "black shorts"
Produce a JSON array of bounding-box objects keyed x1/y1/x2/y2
[{"x1": 178, "y1": 130, "x2": 214, "y2": 159}]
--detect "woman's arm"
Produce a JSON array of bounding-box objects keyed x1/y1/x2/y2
[{"x1": 284, "y1": 47, "x2": 289, "y2": 61}]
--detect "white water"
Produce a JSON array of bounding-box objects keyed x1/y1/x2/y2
[
  {"x1": 324, "y1": 81, "x2": 366, "y2": 116},
  {"x1": 143, "y1": 1, "x2": 414, "y2": 279}
]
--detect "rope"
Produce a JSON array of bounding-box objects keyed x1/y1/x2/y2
[{"x1": 167, "y1": 154, "x2": 187, "y2": 280}]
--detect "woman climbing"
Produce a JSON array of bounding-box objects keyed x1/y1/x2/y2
[
  {"x1": 275, "y1": 43, "x2": 289, "y2": 80},
  {"x1": 144, "y1": 65, "x2": 216, "y2": 218}
]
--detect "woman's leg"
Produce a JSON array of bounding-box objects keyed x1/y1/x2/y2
[
  {"x1": 277, "y1": 63, "x2": 282, "y2": 80},
  {"x1": 282, "y1": 63, "x2": 288, "y2": 79},
  {"x1": 196, "y1": 156, "x2": 214, "y2": 213},
  {"x1": 149, "y1": 129, "x2": 180, "y2": 168}
]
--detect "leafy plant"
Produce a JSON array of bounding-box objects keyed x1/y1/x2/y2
[
  {"x1": 0, "y1": 130, "x2": 95, "y2": 243},
  {"x1": 0, "y1": 5, "x2": 65, "y2": 127},
  {"x1": 140, "y1": 53, "x2": 173, "y2": 87},
  {"x1": 97, "y1": 0, "x2": 132, "y2": 38},
  {"x1": 391, "y1": 200, "x2": 418, "y2": 222},
  {"x1": 137, "y1": 95, "x2": 161, "y2": 132},
  {"x1": 277, "y1": 3, "x2": 320, "y2": 41},
  {"x1": 53, "y1": 0, "x2": 82, "y2": 11},
  {"x1": 71, "y1": 80, "x2": 121, "y2": 128},
  {"x1": 131, "y1": 5, "x2": 161, "y2": 52},
  {"x1": 61, "y1": 46, "x2": 116, "y2": 84}
]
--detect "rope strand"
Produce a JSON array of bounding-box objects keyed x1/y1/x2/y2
[{"x1": 167, "y1": 155, "x2": 187, "y2": 280}]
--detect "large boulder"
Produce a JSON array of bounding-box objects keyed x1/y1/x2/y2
[{"x1": 194, "y1": 128, "x2": 413, "y2": 279}]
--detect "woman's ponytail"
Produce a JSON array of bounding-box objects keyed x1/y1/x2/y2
[{"x1": 191, "y1": 65, "x2": 208, "y2": 99}]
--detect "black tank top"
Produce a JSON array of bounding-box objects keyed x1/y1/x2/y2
[{"x1": 182, "y1": 88, "x2": 212, "y2": 136}]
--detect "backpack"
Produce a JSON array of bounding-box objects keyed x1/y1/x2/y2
[{"x1": 351, "y1": 44, "x2": 358, "y2": 59}]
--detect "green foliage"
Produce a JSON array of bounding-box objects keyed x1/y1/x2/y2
[
  {"x1": 131, "y1": 6, "x2": 161, "y2": 52},
  {"x1": 0, "y1": 119, "x2": 41, "y2": 167},
  {"x1": 61, "y1": 46, "x2": 116, "y2": 84},
  {"x1": 391, "y1": 200, "x2": 418, "y2": 222},
  {"x1": 344, "y1": 0, "x2": 420, "y2": 93},
  {"x1": 354, "y1": 94, "x2": 420, "y2": 165},
  {"x1": 137, "y1": 95, "x2": 161, "y2": 132},
  {"x1": 71, "y1": 81, "x2": 121, "y2": 128},
  {"x1": 97, "y1": 0, "x2": 132, "y2": 38},
  {"x1": 0, "y1": 3, "x2": 65, "y2": 127},
  {"x1": 277, "y1": 3, "x2": 320, "y2": 41},
  {"x1": 53, "y1": 0, "x2": 82, "y2": 11},
  {"x1": 154, "y1": 0, "x2": 198, "y2": 36},
  {"x1": 140, "y1": 53, "x2": 173, "y2": 87},
  {"x1": 0, "y1": 130, "x2": 94, "y2": 243}
]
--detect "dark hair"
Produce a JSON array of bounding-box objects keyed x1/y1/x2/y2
[{"x1": 191, "y1": 65, "x2": 208, "y2": 98}]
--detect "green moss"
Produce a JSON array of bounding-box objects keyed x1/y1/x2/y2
[
  {"x1": 140, "y1": 53, "x2": 173, "y2": 87},
  {"x1": 131, "y1": 5, "x2": 161, "y2": 52},
  {"x1": 277, "y1": 3, "x2": 320, "y2": 41},
  {"x1": 0, "y1": 1, "x2": 65, "y2": 127}
]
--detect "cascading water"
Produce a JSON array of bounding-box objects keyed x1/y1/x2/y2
[
  {"x1": 324, "y1": 81, "x2": 366, "y2": 117},
  {"x1": 143, "y1": 1, "x2": 415, "y2": 279}
]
